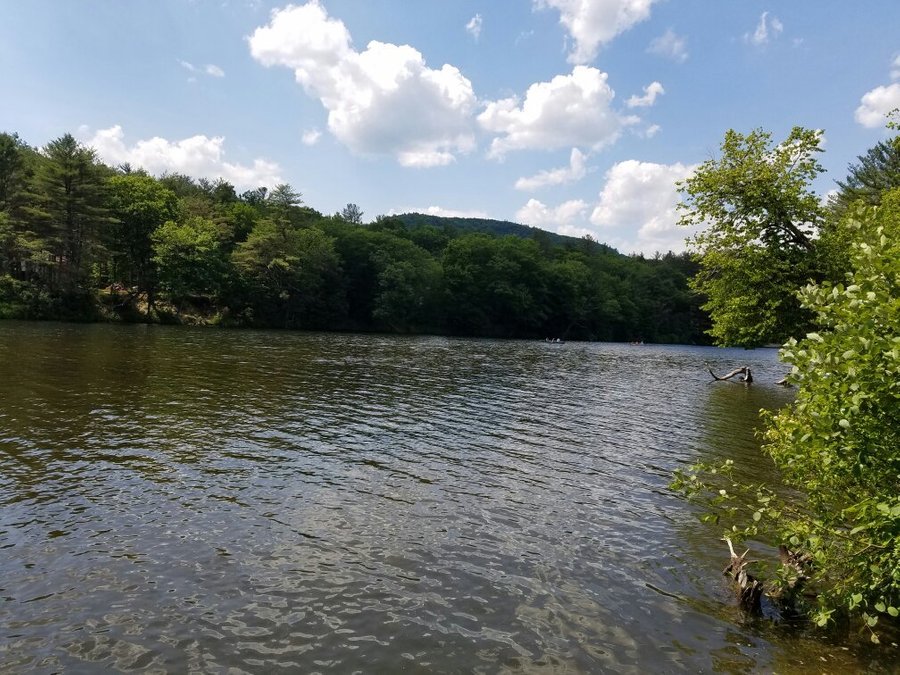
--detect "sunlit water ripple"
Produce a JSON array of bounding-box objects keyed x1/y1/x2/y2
[{"x1": 0, "y1": 322, "x2": 892, "y2": 673}]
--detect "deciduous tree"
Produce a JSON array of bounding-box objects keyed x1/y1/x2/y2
[{"x1": 679, "y1": 127, "x2": 825, "y2": 346}]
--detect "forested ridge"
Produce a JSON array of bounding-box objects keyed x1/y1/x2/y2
[{"x1": 0, "y1": 131, "x2": 709, "y2": 343}]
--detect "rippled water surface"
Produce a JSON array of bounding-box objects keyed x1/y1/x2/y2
[{"x1": 0, "y1": 322, "x2": 893, "y2": 673}]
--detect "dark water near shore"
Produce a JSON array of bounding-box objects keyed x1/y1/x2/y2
[{"x1": 0, "y1": 322, "x2": 894, "y2": 673}]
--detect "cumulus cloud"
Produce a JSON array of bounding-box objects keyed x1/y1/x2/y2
[
  {"x1": 647, "y1": 29, "x2": 687, "y2": 63},
  {"x1": 248, "y1": 1, "x2": 477, "y2": 167},
  {"x1": 479, "y1": 66, "x2": 634, "y2": 158},
  {"x1": 516, "y1": 198, "x2": 589, "y2": 229},
  {"x1": 855, "y1": 83, "x2": 900, "y2": 128},
  {"x1": 301, "y1": 128, "x2": 322, "y2": 145},
  {"x1": 745, "y1": 11, "x2": 783, "y2": 46},
  {"x1": 626, "y1": 81, "x2": 664, "y2": 108},
  {"x1": 515, "y1": 148, "x2": 587, "y2": 191},
  {"x1": 855, "y1": 57, "x2": 900, "y2": 129},
  {"x1": 590, "y1": 159, "x2": 696, "y2": 254},
  {"x1": 80, "y1": 125, "x2": 282, "y2": 189},
  {"x1": 466, "y1": 14, "x2": 483, "y2": 40},
  {"x1": 536, "y1": 0, "x2": 658, "y2": 64}
]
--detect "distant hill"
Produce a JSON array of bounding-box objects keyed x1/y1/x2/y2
[{"x1": 390, "y1": 213, "x2": 619, "y2": 254}]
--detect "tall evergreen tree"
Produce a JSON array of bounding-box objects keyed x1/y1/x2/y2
[
  {"x1": 831, "y1": 140, "x2": 900, "y2": 215},
  {"x1": 0, "y1": 133, "x2": 39, "y2": 278},
  {"x1": 30, "y1": 134, "x2": 110, "y2": 289}
]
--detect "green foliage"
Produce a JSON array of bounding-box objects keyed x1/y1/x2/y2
[
  {"x1": 0, "y1": 127, "x2": 710, "y2": 340},
  {"x1": 762, "y1": 193, "x2": 900, "y2": 635},
  {"x1": 151, "y1": 216, "x2": 226, "y2": 306},
  {"x1": 393, "y1": 211, "x2": 615, "y2": 252},
  {"x1": 231, "y1": 220, "x2": 345, "y2": 328},
  {"x1": 28, "y1": 134, "x2": 112, "y2": 289},
  {"x1": 339, "y1": 202, "x2": 364, "y2": 225},
  {"x1": 442, "y1": 234, "x2": 548, "y2": 336},
  {"x1": 674, "y1": 192, "x2": 900, "y2": 639},
  {"x1": 0, "y1": 132, "x2": 31, "y2": 211},
  {"x1": 107, "y1": 173, "x2": 179, "y2": 301},
  {"x1": 371, "y1": 237, "x2": 441, "y2": 332},
  {"x1": 820, "y1": 138, "x2": 900, "y2": 286},
  {"x1": 690, "y1": 244, "x2": 811, "y2": 347},
  {"x1": 0, "y1": 274, "x2": 51, "y2": 318},
  {"x1": 831, "y1": 140, "x2": 900, "y2": 214},
  {"x1": 679, "y1": 127, "x2": 825, "y2": 346}
]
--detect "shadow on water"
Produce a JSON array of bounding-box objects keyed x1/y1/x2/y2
[{"x1": 0, "y1": 322, "x2": 897, "y2": 672}]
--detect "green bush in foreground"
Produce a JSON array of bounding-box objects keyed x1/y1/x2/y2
[
  {"x1": 765, "y1": 193, "x2": 900, "y2": 634},
  {"x1": 675, "y1": 191, "x2": 900, "y2": 640}
]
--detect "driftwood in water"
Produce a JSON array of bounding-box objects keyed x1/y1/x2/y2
[
  {"x1": 771, "y1": 544, "x2": 813, "y2": 607},
  {"x1": 723, "y1": 537, "x2": 763, "y2": 613},
  {"x1": 719, "y1": 540, "x2": 815, "y2": 616},
  {"x1": 708, "y1": 366, "x2": 753, "y2": 384}
]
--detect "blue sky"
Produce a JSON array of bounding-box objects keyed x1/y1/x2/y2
[{"x1": 2, "y1": 1, "x2": 899, "y2": 254}]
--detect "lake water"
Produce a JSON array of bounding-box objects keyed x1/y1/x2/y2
[{"x1": 0, "y1": 322, "x2": 893, "y2": 673}]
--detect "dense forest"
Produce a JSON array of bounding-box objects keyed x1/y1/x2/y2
[{"x1": 0, "y1": 131, "x2": 708, "y2": 343}]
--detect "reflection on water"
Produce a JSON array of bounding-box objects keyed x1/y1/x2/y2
[{"x1": 0, "y1": 322, "x2": 893, "y2": 672}]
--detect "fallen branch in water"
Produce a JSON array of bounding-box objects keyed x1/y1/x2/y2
[{"x1": 708, "y1": 366, "x2": 753, "y2": 384}]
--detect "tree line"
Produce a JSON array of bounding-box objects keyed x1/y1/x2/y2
[{"x1": 0, "y1": 131, "x2": 708, "y2": 343}]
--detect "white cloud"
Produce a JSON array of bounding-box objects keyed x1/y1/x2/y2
[
  {"x1": 179, "y1": 60, "x2": 225, "y2": 79},
  {"x1": 647, "y1": 29, "x2": 687, "y2": 63},
  {"x1": 535, "y1": 0, "x2": 658, "y2": 64},
  {"x1": 745, "y1": 11, "x2": 783, "y2": 46},
  {"x1": 80, "y1": 125, "x2": 282, "y2": 189},
  {"x1": 516, "y1": 198, "x2": 589, "y2": 228},
  {"x1": 515, "y1": 148, "x2": 587, "y2": 190},
  {"x1": 248, "y1": 1, "x2": 476, "y2": 167},
  {"x1": 479, "y1": 66, "x2": 633, "y2": 158},
  {"x1": 855, "y1": 83, "x2": 900, "y2": 128},
  {"x1": 855, "y1": 56, "x2": 900, "y2": 129},
  {"x1": 466, "y1": 14, "x2": 483, "y2": 40},
  {"x1": 626, "y1": 81, "x2": 664, "y2": 108},
  {"x1": 515, "y1": 30, "x2": 535, "y2": 45},
  {"x1": 642, "y1": 124, "x2": 661, "y2": 139},
  {"x1": 590, "y1": 159, "x2": 697, "y2": 254},
  {"x1": 301, "y1": 128, "x2": 322, "y2": 145}
]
